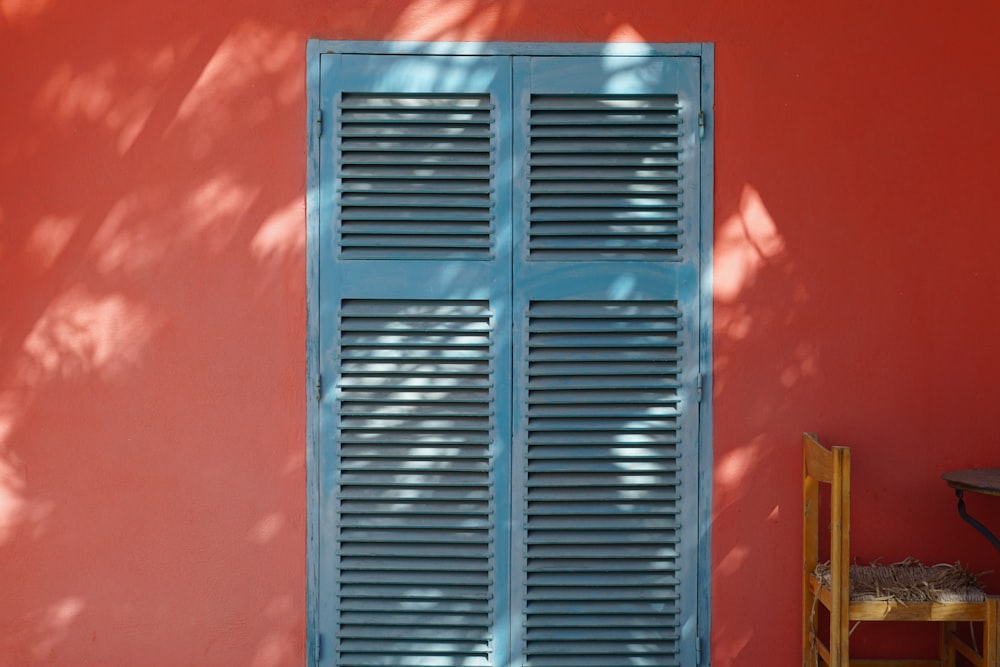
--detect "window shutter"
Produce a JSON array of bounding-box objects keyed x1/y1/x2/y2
[
  {"x1": 510, "y1": 55, "x2": 702, "y2": 667},
  {"x1": 318, "y1": 50, "x2": 704, "y2": 667},
  {"x1": 318, "y1": 54, "x2": 513, "y2": 667}
]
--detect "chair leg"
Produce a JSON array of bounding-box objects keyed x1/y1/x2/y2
[
  {"x1": 985, "y1": 598, "x2": 1000, "y2": 667},
  {"x1": 940, "y1": 621, "x2": 956, "y2": 667},
  {"x1": 804, "y1": 585, "x2": 817, "y2": 666}
]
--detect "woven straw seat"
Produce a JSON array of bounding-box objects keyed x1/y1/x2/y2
[{"x1": 815, "y1": 559, "x2": 986, "y2": 604}]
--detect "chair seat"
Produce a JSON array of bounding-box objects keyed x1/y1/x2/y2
[{"x1": 814, "y1": 559, "x2": 986, "y2": 603}]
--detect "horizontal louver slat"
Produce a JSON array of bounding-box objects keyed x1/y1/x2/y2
[
  {"x1": 522, "y1": 300, "x2": 685, "y2": 667},
  {"x1": 527, "y1": 94, "x2": 685, "y2": 261},
  {"x1": 337, "y1": 299, "x2": 495, "y2": 667},
  {"x1": 338, "y1": 94, "x2": 495, "y2": 259}
]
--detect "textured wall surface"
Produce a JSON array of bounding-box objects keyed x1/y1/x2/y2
[{"x1": 3, "y1": 1, "x2": 1000, "y2": 665}]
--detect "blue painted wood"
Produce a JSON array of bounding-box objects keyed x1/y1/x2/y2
[
  {"x1": 306, "y1": 42, "x2": 714, "y2": 667},
  {"x1": 305, "y1": 38, "x2": 323, "y2": 667},
  {"x1": 315, "y1": 52, "x2": 513, "y2": 667},
  {"x1": 311, "y1": 40, "x2": 710, "y2": 58},
  {"x1": 510, "y1": 53, "x2": 702, "y2": 667},
  {"x1": 696, "y1": 43, "x2": 715, "y2": 667}
]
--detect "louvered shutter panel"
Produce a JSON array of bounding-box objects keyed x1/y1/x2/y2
[
  {"x1": 510, "y1": 56, "x2": 702, "y2": 667},
  {"x1": 338, "y1": 93, "x2": 494, "y2": 259},
  {"x1": 336, "y1": 299, "x2": 496, "y2": 667},
  {"x1": 318, "y1": 54, "x2": 513, "y2": 667}
]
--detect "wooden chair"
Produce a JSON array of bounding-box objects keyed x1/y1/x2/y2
[{"x1": 803, "y1": 432, "x2": 1000, "y2": 667}]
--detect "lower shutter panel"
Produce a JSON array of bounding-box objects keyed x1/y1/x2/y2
[
  {"x1": 522, "y1": 300, "x2": 684, "y2": 667},
  {"x1": 336, "y1": 299, "x2": 497, "y2": 667}
]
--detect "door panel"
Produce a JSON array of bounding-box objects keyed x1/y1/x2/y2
[
  {"x1": 317, "y1": 53, "x2": 513, "y2": 667},
  {"x1": 510, "y1": 55, "x2": 701, "y2": 667},
  {"x1": 317, "y1": 51, "x2": 701, "y2": 667}
]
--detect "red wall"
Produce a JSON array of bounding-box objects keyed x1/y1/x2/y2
[{"x1": 3, "y1": 1, "x2": 1000, "y2": 665}]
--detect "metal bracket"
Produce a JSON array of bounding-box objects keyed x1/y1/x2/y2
[{"x1": 955, "y1": 489, "x2": 1000, "y2": 553}]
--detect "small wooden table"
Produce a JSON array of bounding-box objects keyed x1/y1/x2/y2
[{"x1": 942, "y1": 468, "x2": 1000, "y2": 553}]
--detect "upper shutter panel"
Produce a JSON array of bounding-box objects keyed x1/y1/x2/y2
[
  {"x1": 527, "y1": 95, "x2": 683, "y2": 261},
  {"x1": 518, "y1": 55, "x2": 698, "y2": 263},
  {"x1": 511, "y1": 55, "x2": 702, "y2": 667},
  {"x1": 338, "y1": 93, "x2": 495, "y2": 260}
]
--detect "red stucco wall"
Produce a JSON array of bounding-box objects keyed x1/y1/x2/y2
[{"x1": 3, "y1": 1, "x2": 1000, "y2": 665}]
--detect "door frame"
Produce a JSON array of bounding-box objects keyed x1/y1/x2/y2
[{"x1": 305, "y1": 39, "x2": 715, "y2": 667}]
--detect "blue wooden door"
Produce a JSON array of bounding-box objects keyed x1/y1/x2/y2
[
  {"x1": 316, "y1": 50, "x2": 703, "y2": 667},
  {"x1": 509, "y1": 55, "x2": 702, "y2": 667},
  {"x1": 316, "y1": 53, "x2": 515, "y2": 667}
]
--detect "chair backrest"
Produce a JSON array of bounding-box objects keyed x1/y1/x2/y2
[{"x1": 803, "y1": 432, "x2": 851, "y2": 663}]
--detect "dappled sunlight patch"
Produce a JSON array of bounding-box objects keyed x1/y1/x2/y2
[
  {"x1": 281, "y1": 451, "x2": 305, "y2": 477},
  {"x1": 250, "y1": 595, "x2": 300, "y2": 667},
  {"x1": 718, "y1": 303, "x2": 754, "y2": 341},
  {"x1": 90, "y1": 191, "x2": 172, "y2": 275},
  {"x1": 183, "y1": 173, "x2": 260, "y2": 253},
  {"x1": 35, "y1": 62, "x2": 116, "y2": 125},
  {"x1": 0, "y1": 445, "x2": 26, "y2": 544},
  {"x1": 715, "y1": 183, "x2": 786, "y2": 302},
  {"x1": 20, "y1": 284, "x2": 160, "y2": 383},
  {"x1": 171, "y1": 21, "x2": 300, "y2": 158},
  {"x1": 388, "y1": 0, "x2": 524, "y2": 41},
  {"x1": 0, "y1": 393, "x2": 19, "y2": 447},
  {"x1": 713, "y1": 623, "x2": 754, "y2": 666},
  {"x1": 0, "y1": 0, "x2": 53, "y2": 23},
  {"x1": 251, "y1": 630, "x2": 294, "y2": 667},
  {"x1": 779, "y1": 342, "x2": 819, "y2": 388},
  {"x1": 715, "y1": 435, "x2": 767, "y2": 505},
  {"x1": 0, "y1": 419, "x2": 52, "y2": 545},
  {"x1": 29, "y1": 596, "x2": 86, "y2": 661},
  {"x1": 248, "y1": 512, "x2": 285, "y2": 545},
  {"x1": 22, "y1": 215, "x2": 79, "y2": 273},
  {"x1": 250, "y1": 199, "x2": 304, "y2": 266},
  {"x1": 606, "y1": 22, "x2": 647, "y2": 43},
  {"x1": 716, "y1": 544, "x2": 750, "y2": 577},
  {"x1": 32, "y1": 50, "x2": 176, "y2": 154},
  {"x1": 713, "y1": 183, "x2": 814, "y2": 403},
  {"x1": 766, "y1": 503, "x2": 780, "y2": 523}
]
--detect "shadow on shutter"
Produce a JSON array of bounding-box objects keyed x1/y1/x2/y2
[
  {"x1": 336, "y1": 299, "x2": 496, "y2": 667},
  {"x1": 338, "y1": 94, "x2": 495, "y2": 260},
  {"x1": 522, "y1": 300, "x2": 684, "y2": 667},
  {"x1": 527, "y1": 95, "x2": 684, "y2": 262}
]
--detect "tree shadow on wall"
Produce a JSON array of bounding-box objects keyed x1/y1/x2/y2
[{"x1": 0, "y1": 3, "x2": 314, "y2": 665}]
